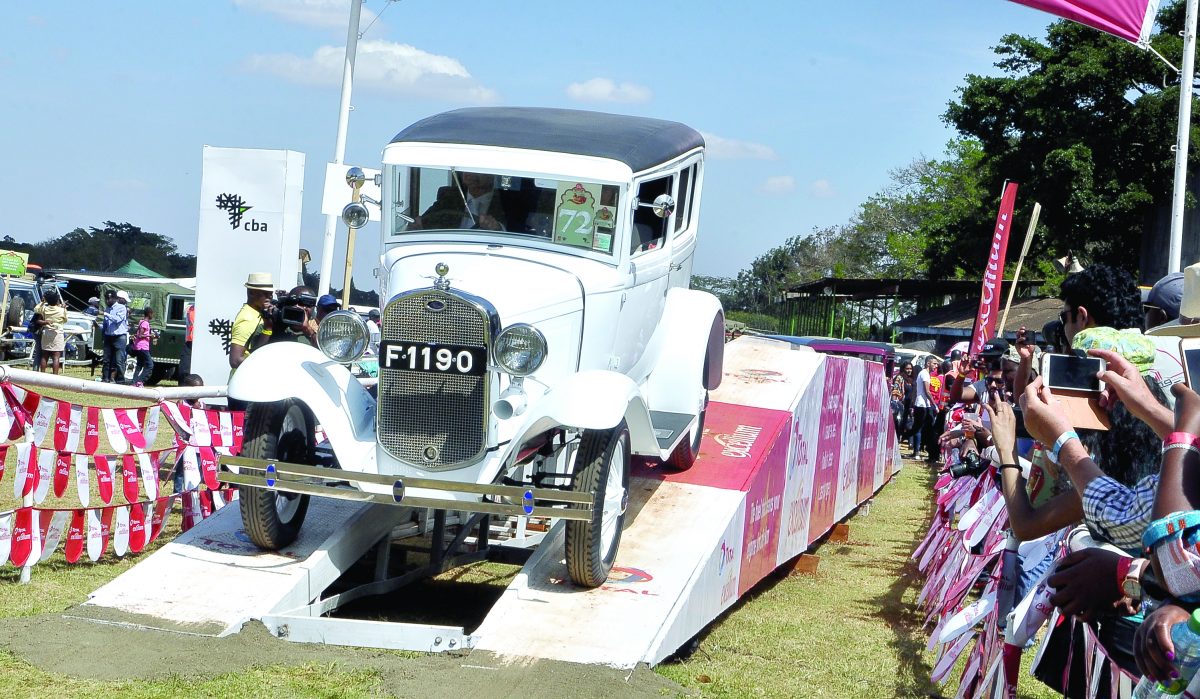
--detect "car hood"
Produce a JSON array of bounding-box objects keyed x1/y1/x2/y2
[{"x1": 388, "y1": 250, "x2": 584, "y2": 324}]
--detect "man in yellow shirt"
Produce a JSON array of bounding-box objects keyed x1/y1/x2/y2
[{"x1": 227, "y1": 272, "x2": 275, "y2": 408}]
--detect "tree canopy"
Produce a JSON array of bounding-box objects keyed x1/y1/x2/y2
[
  {"x1": 1, "y1": 221, "x2": 196, "y2": 277},
  {"x1": 937, "y1": 0, "x2": 1195, "y2": 274}
]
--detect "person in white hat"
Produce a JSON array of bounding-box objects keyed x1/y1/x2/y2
[
  {"x1": 99, "y1": 288, "x2": 130, "y2": 382},
  {"x1": 229, "y1": 272, "x2": 275, "y2": 387}
]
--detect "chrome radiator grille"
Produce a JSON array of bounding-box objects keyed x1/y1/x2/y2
[{"x1": 378, "y1": 290, "x2": 490, "y2": 469}]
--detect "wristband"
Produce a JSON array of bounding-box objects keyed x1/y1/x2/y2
[
  {"x1": 1143, "y1": 510, "x2": 1200, "y2": 553},
  {"x1": 260, "y1": 330, "x2": 273, "y2": 336},
  {"x1": 999, "y1": 463, "x2": 1021, "y2": 471},
  {"x1": 1048, "y1": 430, "x2": 1079, "y2": 464},
  {"x1": 1164, "y1": 443, "x2": 1200, "y2": 458},
  {"x1": 1164, "y1": 432, "x2": 1200, "y2": 454}
]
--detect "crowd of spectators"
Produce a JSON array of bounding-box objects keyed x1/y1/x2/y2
[{"x1": 908, "y1": 263, "x2": 1200, "y2": 696}]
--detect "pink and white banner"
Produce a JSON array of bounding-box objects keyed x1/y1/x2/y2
[
  {"x1": 1008, "y1": 0, "x2": 1159, "y2": 45},
  {"x1": 970, "y1": 182, "x2": 1019, "y2": 355}
]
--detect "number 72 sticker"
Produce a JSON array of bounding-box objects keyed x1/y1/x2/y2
[{"x1": 554, "y1": 182, "x2": 606, "y2": 250}]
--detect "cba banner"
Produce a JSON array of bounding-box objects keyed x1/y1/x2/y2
[{"x1": 192, "y1": 147, "x2": 305, "y2": 399}]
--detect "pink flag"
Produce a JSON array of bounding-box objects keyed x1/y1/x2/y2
[
  {"x1": 1008, "y1": 0, "x2": 1159, "y2": 44},
  {"x1": 970, "y1": 182, "x2": 1019, "y2": 355}
]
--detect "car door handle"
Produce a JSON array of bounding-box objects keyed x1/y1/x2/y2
[{"x1": 669, "y1": 262, "x2": 683, "y2": 271}]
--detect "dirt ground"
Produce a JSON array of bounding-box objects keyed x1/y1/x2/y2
[{"x1": 0, "y1": 610, "x2": 689, "y2": 699}]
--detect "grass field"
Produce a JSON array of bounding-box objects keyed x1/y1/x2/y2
[{"x1": 0, "y1": 437, "x2": 1061, "y2": 697}]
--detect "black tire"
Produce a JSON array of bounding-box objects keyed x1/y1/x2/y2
[
  {"x1": 666, "y1": 392, "x2": 707, "y2": 472},
  {"x1": 238, "y1": 400, "x2": 313, "y2": 550},
  {"x1": 148, "y1": 362, "x2": 172, "y2": 386},
  {"x1": 565, "y1": 422, "x2": 630, "y2": 588}
]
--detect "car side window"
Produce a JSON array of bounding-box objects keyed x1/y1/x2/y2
[
  {"x1": 630, "y1": 176, "x2": 672, "y2": 255},
  {"x1": 674, "y1": 165, "x2": 696, "y2": 236}
]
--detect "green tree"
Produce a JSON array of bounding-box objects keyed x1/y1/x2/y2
[
  {"x1": 939, "y1": 2, "x2": 1195, "y2": 274},
  {"x1": 26, "y1": 221, "x2": 196, "y2": 277}
]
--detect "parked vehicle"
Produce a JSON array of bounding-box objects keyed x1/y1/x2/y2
[
  {"x1": 93, "y1": 281, "x2": 194, "y2": 383},
  {"x1": 224, "y1": 107, "x2": 725, "y2": 587},
  {"x1": 0, "y1": 275, "x2": 94, "y2": 365}
]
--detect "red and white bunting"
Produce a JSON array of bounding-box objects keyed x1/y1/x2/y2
[
  {"x1": 32, "y1": 448, "x2": 53, "y2": 505},
  {"x1": 181, "y1": 491, "x2": 201, "y2": 532},
  {"x1": 39, "y1": 509, "x2": 69, "y2": 563},
  {"x1": 101, "y1": 408, "x2": 128, "y2": 454},
  {"x1": 63, "y1": 509, "x2": 84, "y2": 563},
  {"x1": 0, "y1": 511, "x2": 11, "y2": 563},
  {"x1": 142, "y1": 405, "x2": 161, "y2": 446},
  {"x1": 84, "y1": 406, "x2": 100, "y2": 455},
  {"x1": 116, "y1": 408, "x2": 146, "y2": 452},
  {"x1": 112, "y1": 506, "x2": 129, "y2": 557},
  {"x1": 149, "y1": 496, "x2": 171, "y2": 542},
  {"x1": 232, "y1": 411, "x2": 245, "y2": 452},
  {"x1": 180, "y1": 447, "x2": 200, "y2": 491},
  {"x1": 189, "y1": 409, "x2": 212, "y2": 447},
  {"x1": 198, "y1": 447, "x2": 219, "y2": 490},
  {"x1": 10, "y1": 507, "x2": 34, "y2": 566},
  {"x1": 85, "y1": 508, "x2": 103, "y2": 562},
  {"x1": 94, "y1": 455, "x2": 113, "y2": 504},
  {"x1": 53, "y1": 452, "x2": 71, "y2": 499},
  {"x1": 120, "y1": 455, "x2": 139, "y2": 503},
  {"x1": 137, "y1": 453, "x2": 157, "y2": 500},
  {"x1": 13, "y1": 443, "x2": 35, "y2": 499},
  {"x1": 66, "y1": 403, "x2": 82, "y2": 453},
  {"x1": 74, "y1": 453, "x2": 90, "y2": 507},
  {"x1": 128, "y1": 502, "x2": 147, "y2": 553},
  {"x1": 30, "y1": 397, "x2": 55, "y2": 445}
]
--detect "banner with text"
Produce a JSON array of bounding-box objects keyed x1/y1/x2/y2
[
  {"x1": 193, "y1": 147, "x2": 305, "y2": 398},
  {"x1": 969, "y1": 181, "x2": 1019, "y2": 355}
]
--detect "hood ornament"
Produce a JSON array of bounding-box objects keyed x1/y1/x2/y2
[{"x1": 433, "y1": 262, "x2": 451, "y2": 291}]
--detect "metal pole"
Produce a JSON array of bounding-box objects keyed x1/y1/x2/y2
[
  {"x1": 1169, "y1": 0, "x2": 1199, "y2": 274},
  {"x1": 998, "y1": 203, "x2": 1041, "y2": 335},
  {"x1": 317, "y1": 0, "x2": 364, "y2": 296}
]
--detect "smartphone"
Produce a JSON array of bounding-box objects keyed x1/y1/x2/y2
[
  {"x1": 1040, "y1": 353, "x2": 1105, "y2": 393},
  {"x1": 1181, "y1": 338, "x2": 1200, "y2": 387}
]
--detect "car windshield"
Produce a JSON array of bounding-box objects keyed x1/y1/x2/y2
[{"x1": 387, "y1": 167, "x2": 621, "y2": 256}]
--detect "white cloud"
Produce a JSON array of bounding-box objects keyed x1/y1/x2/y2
[
  {"x1": 565, "y1": 78, "x2": 652, "y2": 104},
  {"x1": 700, "y1": 132, "x2": 778, "y2": 160},
  {"x1": 233, "y1": 0, "x2": 379, "y2": 30},
  {"x1": 809, "y1": 179, "x2": 837, "y2": 199},
  {"x1": 761, "y1": 176, "x2": 796, "y2": 195},
  {"x1": 244, "y1": 40, "x2": 498, "y2": 103}
]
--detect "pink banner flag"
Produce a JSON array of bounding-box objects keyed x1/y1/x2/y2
[
  {"x1": 1008, "y1": 0, "x2": 1159, "y2": 45},
  {"x1": 970, "y1": 182, "x2": 1019, "y2": 355}
]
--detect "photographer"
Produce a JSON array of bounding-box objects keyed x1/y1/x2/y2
[{"x1": 263, "y1": 286, "x2": 319, "y2": 345}]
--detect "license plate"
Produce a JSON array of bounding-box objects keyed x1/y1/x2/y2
[{"x1": 380, "y1": 341, "x2": 487, "y2": 376}]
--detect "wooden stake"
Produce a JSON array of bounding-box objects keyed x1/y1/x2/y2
[{"x1": 998, "y1": 202, "x2": 1041, "y2": 336}]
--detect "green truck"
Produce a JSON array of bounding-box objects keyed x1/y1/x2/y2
[{"x1": 94, "y1": 280, "x2": 193, "y2": 384}]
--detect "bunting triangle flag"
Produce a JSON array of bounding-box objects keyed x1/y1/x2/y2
[
  {"x1": 0, "y1": 510, "x2": 12, "y2": 563},
  {"x1": 32, "y1": 447, "x2": 54, "y2": 505},
  {"x1": 63, "y1": 509, "x2": 85, "y2": 563},
  {"x1": 121, "y1": 455, "x2": 139, "y2": 502},
  {"x1": 128, "y1": 502, "x2": 147, "y2": 553},
  {"x1": 94, "y1": 455, "x2": 113, "y2": 504},
  {"x1": 112, "y1": 506, "x2": 129, "y2": 557},
  {"x1": 39, "y1": 509, "x2": 70, "y2": 562},
  {"x1": 10, "y1": 507, "x2": 33, "y2": 567},
  {"x1": 84, "y1": 406, "x2": 100, "y2": 455}
]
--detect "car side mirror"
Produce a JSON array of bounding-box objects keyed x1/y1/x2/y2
[{"x1": 633, "y1": 194, "x2": 675, "y2": 219}]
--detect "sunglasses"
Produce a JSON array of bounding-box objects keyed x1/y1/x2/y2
[
  {"x1": 1058, "y1": 308, "x2": 1074, "y2": 325},
  {"x1": 985, "y1": 376, "x2": 1005, "y2": 385}
]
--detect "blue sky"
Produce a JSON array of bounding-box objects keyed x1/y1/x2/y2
[{"x1": 0, "y1": 1, "x2": 1056, "y2": 287}]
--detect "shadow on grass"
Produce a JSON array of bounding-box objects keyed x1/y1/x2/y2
[{"x1": 867, "y1": 462, "x2": 944, "y2": 698}]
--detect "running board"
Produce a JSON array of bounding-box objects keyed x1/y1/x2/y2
[
  {"x1": 218, "y1": 456, "x2": 594, "y2": 522},
  {"x1": 649, "y1": 410, "x2": 695, "y2": 452}
]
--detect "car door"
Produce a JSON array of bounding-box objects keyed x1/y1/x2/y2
[{"x1": 614, "y1": 174, "x2": 673, "y2": 382}]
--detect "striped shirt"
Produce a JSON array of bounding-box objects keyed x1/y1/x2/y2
[{"x1": 1081, "y1": 474, "x2": 1158, "y2": 554}]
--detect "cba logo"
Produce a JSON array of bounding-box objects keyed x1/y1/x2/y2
[{"x1": 215, "y1": 193, "x2": 269, "y2": 232}]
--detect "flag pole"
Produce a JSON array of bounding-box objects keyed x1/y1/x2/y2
[
  {"x1": 1169, "y1": 0, "x2": 1198, "y2": 274},
  {"x1": 998, "y1": 202, "x2": 1041, "y2": 335},
  {"x1": 317, "y1": 0, "x2": 363, "y2": 296}
]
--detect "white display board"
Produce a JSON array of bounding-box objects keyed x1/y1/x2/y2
[{"x1": 192, "y1": 147, "x2": 305, "y2": 396}]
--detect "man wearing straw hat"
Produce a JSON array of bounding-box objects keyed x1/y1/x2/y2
[{"x1": 229, "y1": 273, "x2": 274, "y2": 370}]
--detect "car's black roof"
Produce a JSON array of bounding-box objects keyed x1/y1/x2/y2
[{"x1": 390, "y1": 107, "x2": 704, "y2": 172}]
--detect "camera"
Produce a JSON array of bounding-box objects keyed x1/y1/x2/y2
[
  {"x1": 267, "y1": 291, "x2": 317, "y2": 334},
  {"x1": 949, "y1": 450, "x2": 988, "y2": 479}
]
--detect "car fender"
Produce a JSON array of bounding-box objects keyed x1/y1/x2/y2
[
  {"x1": 644, "y1": 288, "x2": 724, "y2": 414},
  {"x1": 517, "y1": 370, "x2": 657, "y2": 456},
  {"x1": 227, "y1": 342, "x2": 377, "y2": 472}
]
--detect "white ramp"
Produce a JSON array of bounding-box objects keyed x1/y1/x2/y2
[
  {"x1": 81, "y1": 498, "x2": 409, "y2": 636},
  {"x1": 474, "y1": 475, "x2": 746, "y2": 668}
]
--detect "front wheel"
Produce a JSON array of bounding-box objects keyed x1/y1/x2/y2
[
  {"x1": 238, "y1": 399, "x2": 313, "y2": 550},
  {"x1": 565, "y1": 422, "x2": 630, "y2": 588}
]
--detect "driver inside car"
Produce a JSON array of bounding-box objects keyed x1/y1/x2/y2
[{"x1": 415, "y1": 171, "x2": 507, "y2": 231}]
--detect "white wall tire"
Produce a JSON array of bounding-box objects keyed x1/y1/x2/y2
[
  {"x1": 237, "y1": 399, "x2": 313, "y2": 550},
  {"x1": 565, "y1": 422, "x2": 630, "y2": 588}
]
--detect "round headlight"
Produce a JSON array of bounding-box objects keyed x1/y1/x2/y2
[
  {"x1": 494, "y1": 323, "x2": 548, "y2": 376},
  {"x1": 317, "y1": 310, "x2": 370, "y2": 363}
]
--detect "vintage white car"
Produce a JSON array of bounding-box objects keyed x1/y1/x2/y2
[{"x1": 223, "y1": 108, "x2": 725, "y2": 587}]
